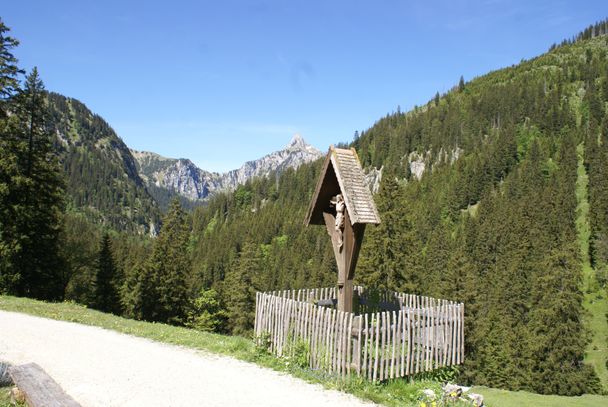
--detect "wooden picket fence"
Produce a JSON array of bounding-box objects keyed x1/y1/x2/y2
[{"x1": 254, "y1": 287, "x2": 464, "y2": 381}]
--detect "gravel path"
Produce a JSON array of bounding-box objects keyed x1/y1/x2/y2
[{"x1": 0, "y1": 311, "x2": 375, "y2": 407}]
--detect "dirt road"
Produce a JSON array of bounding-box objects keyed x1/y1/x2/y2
[{"x1": 0, "y1": 310, "x2": 375, "y2": 406}]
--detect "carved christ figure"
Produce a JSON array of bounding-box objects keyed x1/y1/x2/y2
[{"x1": 330, "y1": 194, "x2": 345, "y2": 250}]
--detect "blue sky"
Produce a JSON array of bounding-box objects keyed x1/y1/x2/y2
[{"x1": 3, "y1": 1, "x2": 607, "y2": 171}]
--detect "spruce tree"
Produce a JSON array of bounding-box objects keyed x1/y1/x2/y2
[
  {"x1": 94, "y1": 233, "x2": 120, "y2": 314},
  {"x1": 0, "y1": 19, "x2": 23, "y2": 293},
  {"x1": 141, "y1": 199, "x2": 191, "y2": 324},
  {"x1": 224, "y1": 241, "x2": 259, "y2": 335},
  {"x1": 0, "y1": 19, "x2": 21, "y2": 101},
  {"x1": 0, "y1": 65, "x2": 65, "y2": 300}
]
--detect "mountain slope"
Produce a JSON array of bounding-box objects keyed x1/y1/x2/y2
[
  {"x1": 47, "y1": 93, "x2": 160, "y2": 234},
  {"x1": 186, "y1": 28, "x2": 608, "y2": 396},
  {"x1": 132, "y1": 134, "x2": 322, "y2": 205}
]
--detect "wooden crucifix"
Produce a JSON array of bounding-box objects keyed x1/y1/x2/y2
[{"x1": 305, "y1": 146, "x2": 381, "y2": 312}]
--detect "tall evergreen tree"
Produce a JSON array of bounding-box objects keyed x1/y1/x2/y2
[
  {"x1": 0, "y1": 63, "x2": 65, "y2": 299},
  {"x1": 139, "y1": 199, "x2": 191, "y2": 324},
  {"x1": 94, "y1": 233, "x2": 120, "y2": 314},
  {"x1": 0, "y1": 19, "x2": 23, "y2": 293},
  {"x1": 224, "y1": 241, "x2": 259, "y2": 335},
  {"x1": 0, "y1": 19, "x2": 21, "y2": 101}
]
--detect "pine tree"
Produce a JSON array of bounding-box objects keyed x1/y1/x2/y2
[
  {"x1": 224, "y1": 241, "x2": 259, "y2": 335},
  {"x1": 528, "y1": 244, "x2": 599, "y2": 395},
  {"x1": 0, "y1": 19, "x2": 22, "y2": 101},
  {"x1": 140, "y1": 199, "x2": 192, "y2": 324},
  {"x1": 0, "y1": 66, "x2": 65, "y2": 300},
  {"x1": 0, "y1": 19, "x2": 23, "y2": 293},
  {"x1": 94, "y1": 233, "x2": 120, "y2": 314}
]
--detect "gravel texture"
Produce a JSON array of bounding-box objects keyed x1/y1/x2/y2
[{"x1": 0, "y1": 311, "x2": 375, "y2": 407}]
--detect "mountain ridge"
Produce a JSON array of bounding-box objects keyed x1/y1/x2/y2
[{"x1": 131, "y1": 133, "x2": 323, "y2": 203}]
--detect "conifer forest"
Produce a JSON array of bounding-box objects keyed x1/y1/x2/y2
[{"x1": 2, "y1": 16, "x2": 608, "y2": 397}]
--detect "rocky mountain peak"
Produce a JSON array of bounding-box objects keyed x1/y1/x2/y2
[
  {"x1": 133, "y1": 134, "x2": 324, "y2": 203},
  {"x1": 287, "y1": 133, "x2": 306, "y2": 149}
]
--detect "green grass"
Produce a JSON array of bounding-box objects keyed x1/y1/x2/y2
[
  {"x1": 576, "y1": 143, "x2": 608, "y2": 389},
  {"x1": 474, "y1": 386, "x2": 608, "y2": 407},
  {"x1": 0, "y1": 386, "x2": 11, "y2": 407},
  {"x1": 584, "y1": 282, "x2": 608, "y2": 388},
  {"x1": 0, "y1": 296, "x2": 451, "y2": 406},
  {"x1": 0, "y1": 385, "x2": 24, "y2": 407},
  {"x1": 2, "y1": 296, "x2": 608, "y2": 406}
]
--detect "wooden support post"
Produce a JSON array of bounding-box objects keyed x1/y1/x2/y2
[{"x1": 322, "y1": 211, "x2": 365, "y2": 313}]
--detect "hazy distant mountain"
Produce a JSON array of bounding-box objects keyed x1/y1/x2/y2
[{"x1": 132, "y1": 134, "x2": 323, "y2": 204}]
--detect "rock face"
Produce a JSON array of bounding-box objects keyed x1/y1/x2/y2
[
  {"x1": 406, "y1": 147, "x2": 463, "y2": 181},
  {"x1": 133, "y1": 134, "x2": 323, "y2": 201}
]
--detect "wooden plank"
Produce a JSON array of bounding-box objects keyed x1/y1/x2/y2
[
  {"x1": 316, "y1": 306, "x2": 325, "y2": 369},
  {"x1": 285, "y1": 298, "x2": 293, "y2": 354},
  {"x1": 269, "y1": 295, "x2": 276, "y2": 353},
  {"x1": 451, "y1": 304, "x2": 457, "y2": 366},
  {"x1": 311, "y1": 305, "x2": 320, "y2": 368},
  {"x1": 254, "y1": 292, "x2": 260, "y2": 336},
  {"x1": 400, "y1": 309, "x2": 406, "y2": 377},
  {"x1": 9, "y1": 363, "x2": 81, "y2": 407},
  {"x1": 332, "y1": 309, "x2": 339, "y2": 372},
  {"x1": 390, "y1": 310, "x2": 396, "y2": 378},
  {"x1": 338, "y1": 311, "x2": 344, "y2": 376},
  {"x1": 430, "y1": 305, "x2": 435, "y2": 370},
  {"x1": 321, "y1": 306, "x2": 328, "y2": 369},
  {"x1": 346, "y1": 313, "x2": 353, "y2": 378},
  {"x1": 254, "y1": 292, "x2": 261, "y2": 338},
  {"x1": 303, "y1": 301, "x2": 309, "y2": 341},
  {"x1": 342, "y1": 311, "x2": 348, "y2": 377},
  {"x1": 303, "y1": 300, "x2": 310, "y2": 341},
  {"x1": 317, "y1": 305, "x2": 325, "y2": 369},
  {"x1": 415, "y1": 308, "x2": 421, "y2": 374},
  {"x1": 355, "y1": 316, "x2": 362, "y2": 375},
  {"x1": 296, "y1": 298, "x2": 303, "y2": 340},
  {"x1": 379, "y1": 312, "x2": 385, "y2": 381},
  {"x1": 265, "y1": 294, "x2": 271, "y2": 337},
  {"x1": 279, "y1": 296, "x2": 286, "y2": 355},
  {"x1": 373, "y1": 313, "x2": 380, "y2": 382},
  {"x1": 309, "y1": 304, "x2": 316, "y2": 367},
  {"x1": 461, "y1": 304, "x2": 465, "y2": 363},
  {"x1": 385, "y1": 312, "x2": 390, "y2": 379},
  {"x1": 337, "y1": 310, "x2": 343, "y2": 376},
  {"x1": 363, "y1": 313, "x2": 369, "y2": 380},
  {"x1": 459, "y1": 303, "x2": 464, "y2": 364},
  {"x1": 274, "y1": 295, "x2": 281, "y2": 354},
  {"x1": 441, "y1": 302, "x2": 447, "y2": 367},
  {"x1": 278, "y1": 296, "x2": 285, "y2": 355},
  {"x1": 329, "y1": 309, "x2": 335, "y2": 373},
  {"x1": 405, "y1": 308, "x2": 411, "y2": 376},
  {"x1": 426, "y1": 298, "x2": 431, "y2": 371}
]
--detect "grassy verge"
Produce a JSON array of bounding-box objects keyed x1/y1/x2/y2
[
  {"x1": 0, "y1": 296, "x2": 453, "y2": 406},
  {"x1": 2, "y1": 296, "x2": 608, "y2": 406},
  {"x1": 0, "y1": 386, "x2": 11, "y2": 407},
  {"x1": 576, "y1": 143, "x2": 608, "y2": 389},
  {"x1": 473, "y1": 386, "x2": 607, "y2": 407}
]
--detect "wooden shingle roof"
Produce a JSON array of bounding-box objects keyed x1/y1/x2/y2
[{"x1": 306, "y1": 146, "x2": 380, "y2": 226}]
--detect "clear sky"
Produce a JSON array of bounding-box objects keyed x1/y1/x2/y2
[{"x1": 3, "y1": 1, "x2": 607, "y2": 171}]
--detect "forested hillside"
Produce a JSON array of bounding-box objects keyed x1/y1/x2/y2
[
  {"x1": 3, "y1": 14, "x2": 608, "y2": 398},
  {"x1": 184, "y1": 23, "x2": 608, "y2": 395},
  {"x1": 47, "y1": 93, "x2": 160, "y2": 234}
]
